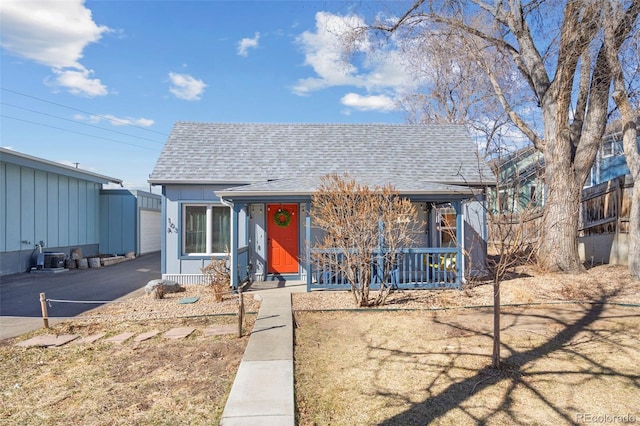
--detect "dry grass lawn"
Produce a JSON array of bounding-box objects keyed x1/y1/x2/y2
[
  {"x1": 0, "y1": 287, "x2": 256, "y2": 426},
  {"x1": 294, "y1": 265, "x2": 640, "y2": 425},
  {"x1": 2, "y1": 265, "x2": 639, "y2": 425}
]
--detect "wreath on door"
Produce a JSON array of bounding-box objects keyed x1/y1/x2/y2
[{"x1": 274, "y1": 208, "x2": 291, "y2": 227}]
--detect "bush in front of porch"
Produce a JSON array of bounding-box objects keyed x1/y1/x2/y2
[{"x1": 310, "y1": 174, "x2": 421, "y2": 307}]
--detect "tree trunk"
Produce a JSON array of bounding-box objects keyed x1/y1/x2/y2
[
  {"x1": 538, "y1": 111, "x2": 585, "y2": 273},
  {"x1": 539, "y1": 174, "x2": 583, "y2": 272},
  {"x1": 491, "y1": 278, "x2": 501, "y2": 369},
  {"x1": 629, "y1": 181, "x2": 640, "y2": 279}
]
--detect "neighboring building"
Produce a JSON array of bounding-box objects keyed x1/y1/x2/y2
[
  {"x1": 488, "y1": 122, "x2": 638, "y2": 266},
  {"x1": 149, "y1": 122, "x2": 496, "y2": 290},
  {"x1": 100, "y1": 190, "x2": 162, "y2": 256},
  {"x1": 489, "y1": 146, "x2": 545, "y2": 215},
  {"x1": 0, "y1": 148, "x2": 121, "y2": 276},
  {"x1": 584, "y1": 122, "x2": 640, "y2": 188}
]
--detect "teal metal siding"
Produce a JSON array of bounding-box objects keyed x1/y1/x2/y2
[
  {"x1": 47, "y1": 174, "x2": 59, "y2": 246},
  {"x1": 0, "y1": 162, "x2": 5, "y2": 252},
  {"x1": 89, "y1": 182, "x2": 99, "y2": 243},
  {"x1": 58, "y1": 175, "x2": 69, "y2": 246},
  {"x1": 100, "y1": 192, "x2": 136, "y2": 255},
  {"x1": 34, "y1": 170, "x2": 47, "y2": 247},
  {"x1": 1, "y1": 149, "x2": 116, "y2": 275},
  {"x1": 78, "y1": 180, "x2": 87, "y2": 244},
  {"x1": 68, "y1": 178, "x2": 79, "y2": 245},
  {"x1": 0, "y1": 163, "x2": 102, "y2": 252},
  {"x1": 5, "y1": 163, "x2": 21, "y2": 251},
  {"x1": 20, "y1": 168, "x2": 35, "y2": 250}
]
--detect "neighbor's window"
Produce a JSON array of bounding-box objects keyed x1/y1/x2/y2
[
  {"x1": 183, "y1": 204, "x2": 230, "y2": 255},
  {"x1": 601, "y1": 138, "x2": 622, "y2": 158}
]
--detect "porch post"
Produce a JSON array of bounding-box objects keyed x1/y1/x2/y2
[
  {"x1": 230, "y1": 202, "x2": 241, "y2": 290},
  {"x1": 305, "y1": 201, "x2": 312, "y2": 292},
  {"x1": 454, "y1": 201, "x2": 463, "y2": 289}
]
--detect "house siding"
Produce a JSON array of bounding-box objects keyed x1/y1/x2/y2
[
  {"x1": 0, "y1": 160, "x2": 103, "y2": 275},
  {"x1": 151, "y1": 123, "x2": 494, "y2": 287},
  {"x1": 163, "y1": 184, "x2": 236, "y2": 279}
]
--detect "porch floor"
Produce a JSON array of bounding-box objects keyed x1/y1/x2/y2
[{"x1": 243, "y1": 279, "x2": 308, "y2": 293}]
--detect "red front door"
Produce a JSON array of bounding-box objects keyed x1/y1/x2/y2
[{"x1": 267, "y1": 204, "x2": 299, "y2": 274}]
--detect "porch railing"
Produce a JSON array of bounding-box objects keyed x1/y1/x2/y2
[
  {"x1": 309, "y1": 247, "x2": 460, "y2": 291},
  {"x1": 236, "y1": 246, "x2": 250, "y2": 287}
]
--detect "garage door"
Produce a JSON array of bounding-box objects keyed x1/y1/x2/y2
[{"x1": 140, "y1": 210, "x2": 161, "y2": 254}]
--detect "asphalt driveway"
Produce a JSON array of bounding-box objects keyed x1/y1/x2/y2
[{"x1": 0, "y1": 252, "x2": 161, "y2": 339}]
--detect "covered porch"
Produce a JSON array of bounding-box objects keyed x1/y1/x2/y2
[{"x1": 219, "y1": 190, "x2": 472, "y2": 292}]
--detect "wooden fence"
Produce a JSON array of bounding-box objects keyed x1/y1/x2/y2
[
  {"x1": 579, "y1": 175, "x2": 633, "y2": 236},
  {"x1": 488, "y1": 174, "x2": 634, "y2": 252},
  {"x1": 487, "y1": 212, "x2": 542, "y2": 255}
]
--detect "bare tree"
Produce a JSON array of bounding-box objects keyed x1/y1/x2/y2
[
  {"x1": 486, "y1": 158, "x2": 541, "y2": 368},
  {"x1": 603, "y1": 2, "x2": 640, "y2": 279},
  {"x1": 363, "y1": 0, "x2": 639, "y2": 273},
  {"x1": 310, "y1": 174, "x2": 419, "y2": 307},
  {"x1": 395, "y1": 28, "x2": 522, "y2": 157}
]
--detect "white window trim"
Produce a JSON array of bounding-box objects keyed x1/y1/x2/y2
[
  {"x1": 601, "y1": 138, "x2": 622, "y2": 158},
  {"x1": 182, "y1": 203, "x2": 230, "y2": 256}
]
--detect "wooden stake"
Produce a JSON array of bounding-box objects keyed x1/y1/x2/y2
[
  {"x1": 40, "y1": 292, "x2": 49, "y2": 329},
  {"x1": 237, "y1": 287, "x2": 244, "y2": 338}
]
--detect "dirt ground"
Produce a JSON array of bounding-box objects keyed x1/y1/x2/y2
[
  {"x1": 0, "y1": 289, "x2": 256, "y2": 426},
  {"x1": 1, "y1": 265, "x2": 639, "y2": 425},
  {"x1": 294, "y1": 265, "x2": 640, "y2": 425},
  {"x1": 294, "y1": 305, "x2": 640, "y2": 425}
]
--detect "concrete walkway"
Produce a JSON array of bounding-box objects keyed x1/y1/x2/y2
[{"x1": 220, "y1": 282, "x2": 306, "y2": 426}]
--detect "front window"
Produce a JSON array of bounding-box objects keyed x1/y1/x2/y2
[
  {"x1": 436, "y1": 206, "x2": 457, "y2": 247},
  {"x1": 183, "y1": 204, "x2": 230, "y2": 255}
]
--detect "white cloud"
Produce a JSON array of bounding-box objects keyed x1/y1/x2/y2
[
  {"x1": 237, "y1": 32, "x2": 260, "y2": 57},
  {"x1": 293, "y1": 12, "x2": 365, "y2": 95},
  {"x1": 0, "y1": 0, "x2": 111, "y2": 97},
  {"x1": 75, "y1": 114, "x2": 154, "y2": 127},
  {"x1": 168, "y1": 72, "x2": 207, "y2": 101},
  {"x1": 293, "y1": 12, "x2": 422, "y2": 111},
  {"x1": 52, "y1": 68, "x2": 107, "y2": 97},
  {"x1": 341, "y1": 93, "x2": 396, "y2": 111}
]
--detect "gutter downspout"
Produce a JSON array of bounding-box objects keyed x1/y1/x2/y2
[{"x1": 220, "y1": 197, "x2": 239, "y2": 290}]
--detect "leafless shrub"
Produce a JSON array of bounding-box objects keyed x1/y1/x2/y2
[
  {"x1": 310, "y1": 174, "x2": 420, "y2": 307},
  {"x1": 201, "y1": 257, "x2": 230, "y2": 302}
]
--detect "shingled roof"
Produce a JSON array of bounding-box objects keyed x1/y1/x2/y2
[{"x1": 149, "y1": 122, "x2": 495, "y2": 192}]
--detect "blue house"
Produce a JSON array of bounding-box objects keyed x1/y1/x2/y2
[
  {"x1": 585, "y1": 125, "x2": 640, "y2": 188},
  {"x1": 149, "y1": 123, "x2": 495, "y2": 290},
  {"x1": 489, "y1": 146, "x2": 545, "y2": 215},
  {"x1": 0, "y1": 148, "x2": 121, "y2": 276}
]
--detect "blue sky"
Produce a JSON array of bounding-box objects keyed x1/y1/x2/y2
[{"x1": 1, "y1": 1, "x2": 417, "y2": 191}]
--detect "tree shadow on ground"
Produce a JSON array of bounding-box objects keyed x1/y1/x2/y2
[{"x1": 373, "y1": 289, "x2": 640, "y2": 425}]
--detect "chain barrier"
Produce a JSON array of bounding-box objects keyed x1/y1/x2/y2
[{"x1": 39, "y1": 287, "x2": 249, "y2": 337}]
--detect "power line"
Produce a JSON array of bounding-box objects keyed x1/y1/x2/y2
[
  {"x1": 1, "y1": 102, "x2": 164, "y2": 145},
  {"x1": 0, "y1": 87, "x2": 168, "y2": 136},
  {"x1": 1, "y1": 115, "x2": 161, "y2": 151}
]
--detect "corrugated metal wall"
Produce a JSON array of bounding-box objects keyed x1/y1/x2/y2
[
  {"x1": 0, "y1": 161, "x2": 102, "y2": 275},
  {"x1": 0, "y1": 161, "x2": 101, "y2": 252},
  {"x1": 99, "y1": 190, "x2": 162, "y2": 255},
  {"x1": 99, "y1": 191, "x2": 137, "y2": 255}
]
